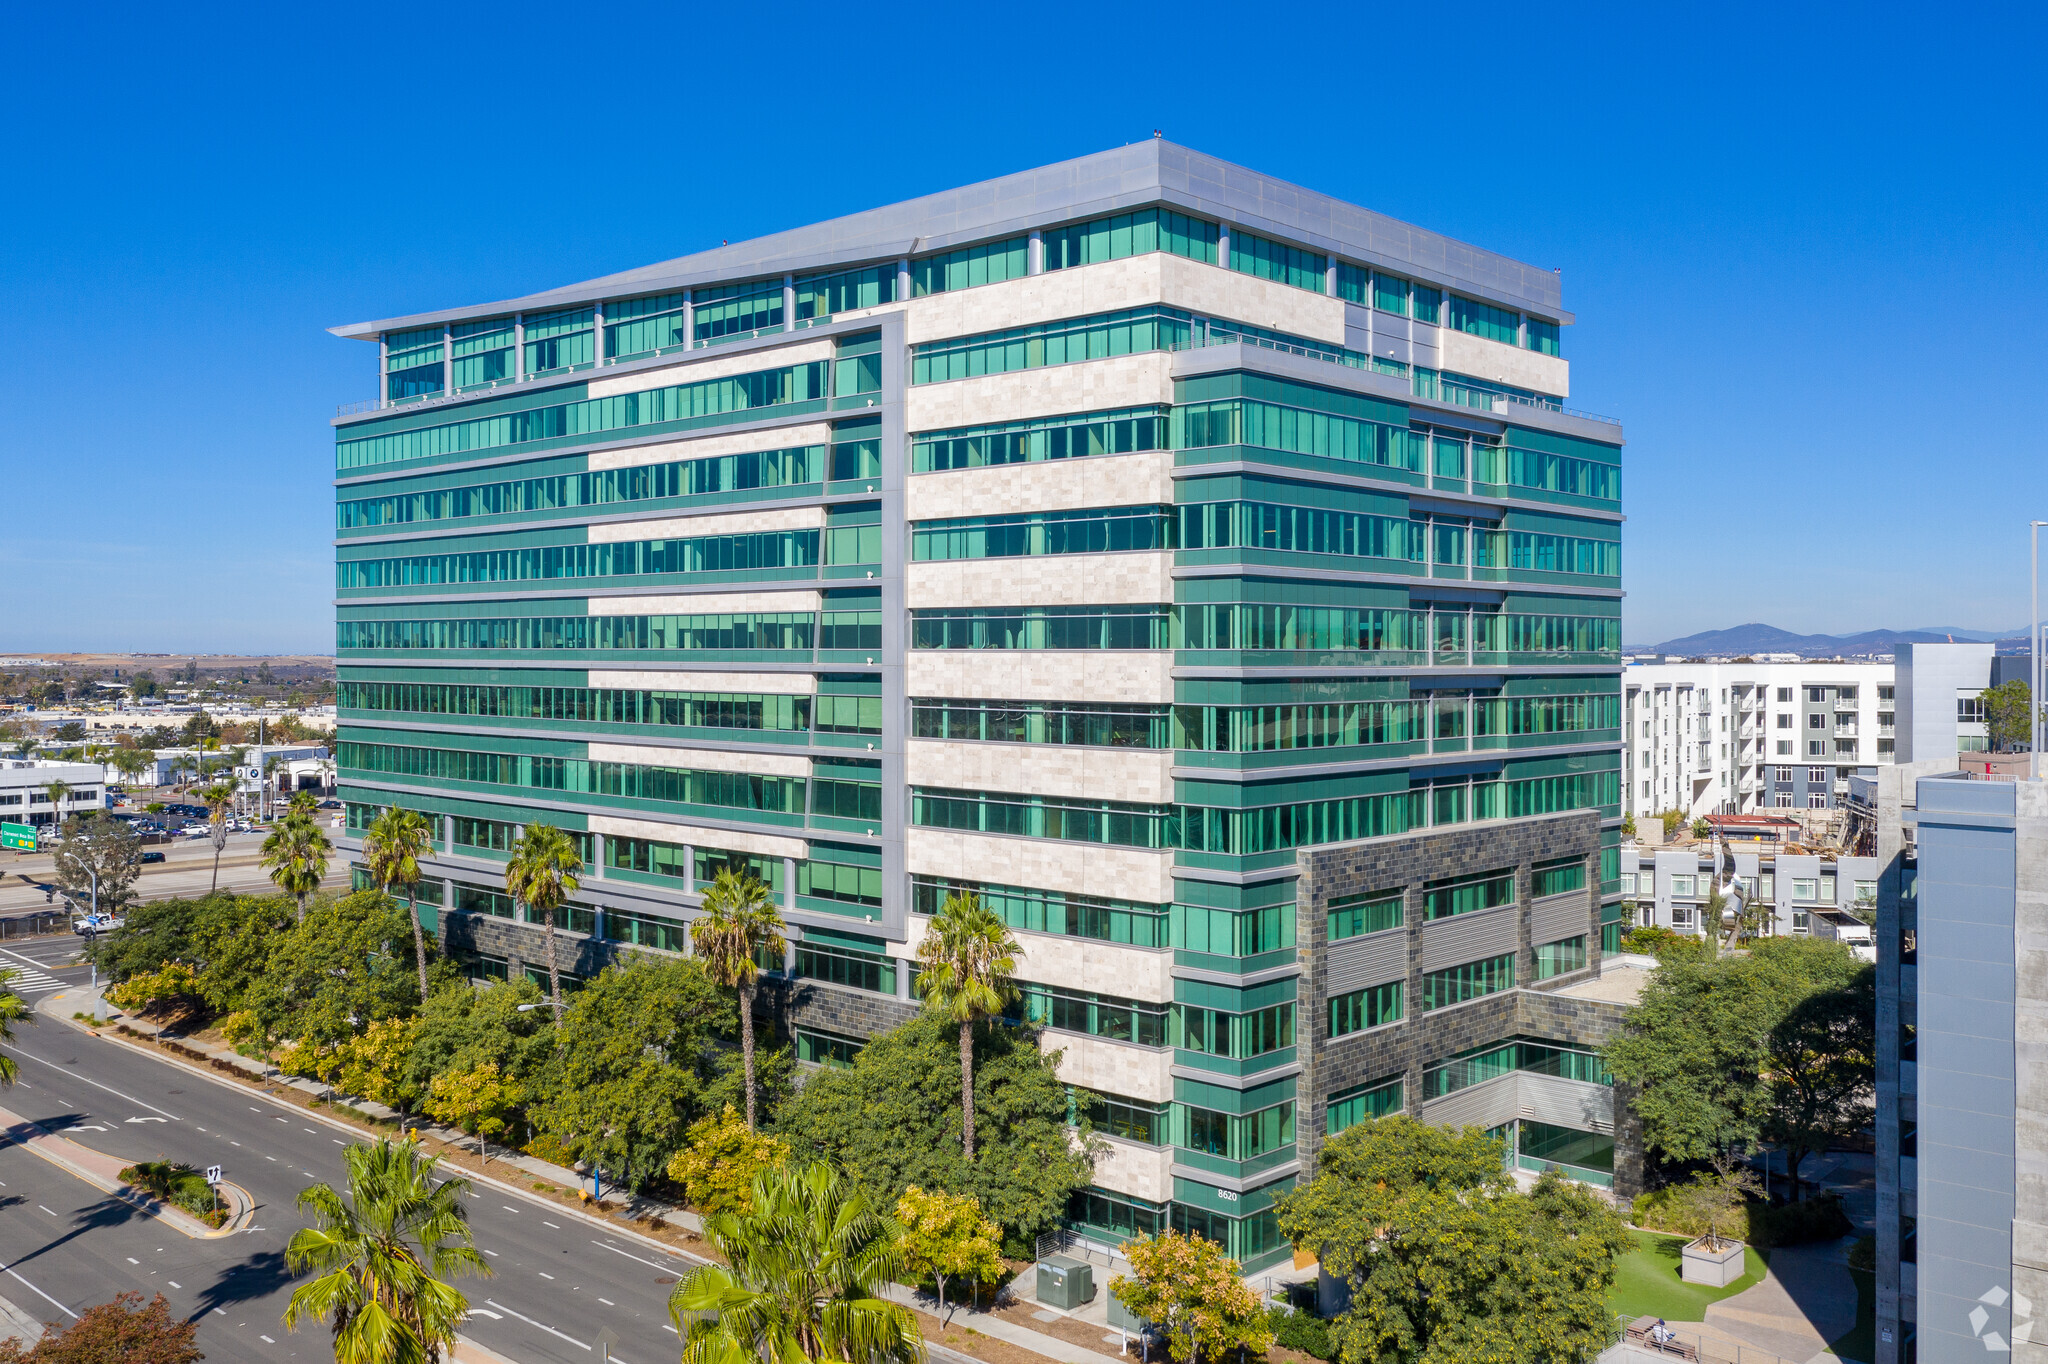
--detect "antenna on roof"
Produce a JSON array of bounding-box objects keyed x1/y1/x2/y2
[{"x1": 1153, "y1": 129, "x2": 1163, "y2": 138}]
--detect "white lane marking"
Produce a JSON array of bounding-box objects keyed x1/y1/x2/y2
[
  {"x1": 591, "y1": 1240, "x2": 687, "y2": 1274},
  {"x1": 538, "y1": 1271, "x2": 555, "y2": 1279},
  {"x1": 260, "y1": 1334, "x2": 275, "y2": 1343},
  {"x1": 543, "y1": 1221, "x2": 560, "y2": 1229},
  {"x1": 598, "y1": 1297, "x2": 614, "y2": 1306},
  {"x1": 37, "y1": 1206, "x2": 54, "y2": 1217},
  {"x1": 0, "y1": 1046, "x2": 180, "y2": 1119},
  {"x1": 333, "y1": 1139, "x2": 346, "y2": 1145},
  {"x1": 484, "y1": 1299, "x2": 589, "y2": 1350},
  {"x1": 502, "y1": 1206, "x2": 518, "y2": 1214},
  {"x1": 249, "y1": 1107, "x2": 261, "y2": 1113},
  {"x1": 127, "y1": 1257, "x2": 140, "y2": 1265},
  {"x1": 265, "y1": 1156, "x2": 276, "y2": 1162},
  {"x1": 212, "y1": 1308, "x2": 225, "y2": 1316},
  {"x1": 195, "y1": 1126, "x2": 205, "y2": 1132},
  {"x1": 230, "y1": 1141, "x2": 240, "y2": 1146},
  {"x1": 168, "y1": 1280, "x2": 180, "y2": 1288},
  {"x1": 482, "y1": 1249, "x2": 499, "y2": 1257},
  {"x1": 1, "y1": 1264, "x2": 76, "y2": 1319},
  {"x1": 303, "y1": 1128, "x2": 316, "y2": 1135}
]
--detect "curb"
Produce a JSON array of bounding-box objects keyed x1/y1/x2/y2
[
  {"x1": 45, "y1": 1001, "x2": 707, "y2": 1267},
  {"x1": 0, "y1": 1103, "x2": 231, "y2": 1240}
]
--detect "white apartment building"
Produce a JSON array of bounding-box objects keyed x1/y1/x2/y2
[{"x1": 1623, "y1": 661, "x2": 1894, "y2": 819}]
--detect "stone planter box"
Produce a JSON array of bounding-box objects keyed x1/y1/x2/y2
[{"x1": 1681, "y1": 1236, "x2": 1746, "y2": 1286}]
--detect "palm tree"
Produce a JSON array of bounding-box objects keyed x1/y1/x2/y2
[
  {"x1": 41, "y1": 780, "x2": 70, "y2": 840},
  {"x1": 0, "y1": 969, "x2": 28, "y2": 1086},
  {"x1": 913, "y1": 892, "x2": 1019, "y2": 1161},
  {"x1": 669, "y1": 1162, "x2": 922, "y2": 1364},
  {"x1": 289, "y1": 788, "x2": 318, "y2": 819},
  {"x1": 199, "y1": 780, "x2": 238, "y2": 892},
  {"x1": 284, "y1": 1138, "x2": 490, "y2": 1364},
  {"x1": 263, "y1": 814, "x2": 332, "y2": 925},
  {"x1": 691, "y1": 867, "x2": 786, "y2": 1130},
  {"x1": 362, "y1": 806, "x2": 435, "y2": 1004},
  {"x1": 503, "y1": 824, "x2": 583, "y2": 1024}
]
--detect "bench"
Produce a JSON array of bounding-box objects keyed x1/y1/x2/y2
[{"x1": 1624, "y1": 1322, "x2": 1700, "y2": 1360}]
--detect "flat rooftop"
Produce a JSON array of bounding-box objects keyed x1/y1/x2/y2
[{"x1": 1551, "y1": 959, "x2": 1655, "y2": 1007}]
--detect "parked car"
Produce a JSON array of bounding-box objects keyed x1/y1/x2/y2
[{"x1": 137, "y1": 850, "x2": 166, "y2": 864}]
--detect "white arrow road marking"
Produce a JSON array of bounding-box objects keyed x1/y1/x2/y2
[
  {"x1": 124, "y1": 1117, "x2": 167, "y2": 1124},
  {"x1": 466, "y1": 1309, "x2": 504, "y2": 1320}
]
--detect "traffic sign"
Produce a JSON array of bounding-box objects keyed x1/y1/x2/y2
[
  {"x1": 205, "y1": 1165, "x2": 223, "y2": 1185},
  {"x1": 0, "y1": 823, "x2": 34, "y2": 851}
]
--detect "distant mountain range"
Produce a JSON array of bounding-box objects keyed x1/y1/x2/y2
[{"x1": 1633, "y1": 623, "x2": 2027, "y2": 657}]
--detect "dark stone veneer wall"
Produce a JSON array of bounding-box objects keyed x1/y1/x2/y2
[{"x1": 1294, "y1": 810, "x2": 1643, "y2": 1200}]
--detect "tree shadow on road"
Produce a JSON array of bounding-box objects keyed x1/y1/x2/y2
[
  {"x1": 188, "y1": 1246, "x2": 294, "y2": 1325},
  {"x1": 0, "y1": 1192, "x2": 144, "y2": 1272}
]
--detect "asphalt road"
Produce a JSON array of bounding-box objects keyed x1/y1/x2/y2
[
  {"x1": 0, "y1": 829, "x2": 351, "y2": 919},
  {"x1": 0, "y1": 935, "x2": 700, "y2": 1363}
]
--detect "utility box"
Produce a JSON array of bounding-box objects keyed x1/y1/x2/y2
[
  {"x1": 1106, "y1": 1290, "x2": 1147, "y2": 1332},
  {"x1": 1036, "y1": 1255, "x2": 1095, "y2": 1310}
]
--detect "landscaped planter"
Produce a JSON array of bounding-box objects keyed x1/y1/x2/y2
[{"x1": 1681, "y1": 1236, "x2": 1746, "y2": 1286}]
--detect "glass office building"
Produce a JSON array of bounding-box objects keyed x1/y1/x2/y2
[{"x1": 332, "y1": 141, "x2": 1625, "y2": 1270}]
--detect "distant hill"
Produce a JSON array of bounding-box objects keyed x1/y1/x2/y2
[{"x1": 1633, "y1": 623, "x2": 1979, "y2": 658}]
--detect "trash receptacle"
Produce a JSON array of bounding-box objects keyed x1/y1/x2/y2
[{"x1": 1036, "y1": 1254, "x2": 1095, "y2": 1310}]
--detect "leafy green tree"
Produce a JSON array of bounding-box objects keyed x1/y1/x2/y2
[
  {"x1": 1981, "y1": 678, "x2": 2038, "y2": 751},
  {"x1": 689, "y1": 867, "x2": 785, "y2": 1129},
  {"x1": 913, "y1": 892, "x2": 1020, "y2": 1160},
  {"x1": 895, "y1": 1185, "x2": 1005, "y2": 1316},
  {"x1": 406, "y1": 977, "x2": 556, "y2": 1099},
  {"x1": 529, "y1": 956, "x2": 732, "y2": 1189},
  {"x1": 503, "y1": 823, "x2": 582, "y2": 1023},
  {"x1": 776, "y1": 1012, "x2": 1093, "y2": 1243},
  {"x1": 426, "y1": 1063, "x2": 525, "y2": 1164},
  {"x1": 1274, "y1": 1117, "x2": 1631, "y2": 1364},
  {"x1": 361, "y1": 806, "x2": 434, "y2": 1002},
  {"x1": 667, "y1": 1162, "x2": 922, "y2": 1364},
  {"x1": 41, "y1": 779, "x2": 71, "y2": 839},
  {"x1": 244, "y1": 891, "x2": 440, "y2": 1047},
  {"x1": 261, "y1": 811, "x2": 331, "y2": 925},
  {"x1": 1111, "y1": 1230, "x2": 1272, "y2": 1364},
  {"x1": 52, "y1": 812, "x2": 141, "y2": 914},
  {"x1": 0, "y1": 1291, "x2": 201, "y2": 1364},
  {"x1": 194, "y1": 778, "x2": 237, "y2": 891},
  {"x1": 284, "y1": 1138, "x2": 489, "y2": 1364},
  {"x1": 1604, "y1": 937, "x2": 1874, "y2": 1201},
  {"x1": 188, "y1": 894, "x2": 297, "y2": 1014},
  {"x1": 667, "y1": 1106, "x2": 791, "y2": 1215},
  {"x1": 1753, "y1": 937, "x2": 1876, "y2": 1201},
  {"x1": 1601, "y1": 950, "x2": 1775, "y2": 1174}
]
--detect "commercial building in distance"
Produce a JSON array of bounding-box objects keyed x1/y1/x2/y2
[
  {"x1": 329, "y1": 141, "x2": 1626, "y2": 1269},
  {"x1": 0, "y1": 760, "x2": 106, "y2": 829}
]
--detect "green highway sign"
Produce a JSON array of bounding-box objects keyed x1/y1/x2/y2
[{"x1": 0, "y1": 822, "x2": 36, "y2": 852}]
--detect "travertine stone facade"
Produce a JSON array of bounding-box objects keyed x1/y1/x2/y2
[
  {"x1": 585, "y1": 421, "x2": 836, "y2": 473},
  {"x1": 1435, "y1": 328, "x2": 1571, "y2": 398},
  {"x1": 1043, "y1": 1032, "x2": 1174, "y2": 1103},
  {"x1": 905, "y1": 551, "x2": 1173, "y2": 608},
  {"x1": 905, "y1": 650, "x2": 1175, "y2": 704},
  {"x1": 906, "y1": 739, "x2": 1174, "y2": 805},
  {"x1": 904, "y1": 353, "x2": 1174, "y2": 432},
  {"x1": 904, "y1": 827, "x2": 1176, "y2": 903},
  {"x1": 907, "y1": 449, "x2": 1176, "y2": 521}
]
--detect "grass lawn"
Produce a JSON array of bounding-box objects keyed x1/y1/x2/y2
[
  {"x1": 1610, "y1": 1230, "x2": 1767, "y2": 1322},
  {"x1": 1827, "y1": 1266, "x2": 1876, "y2": 1362}
]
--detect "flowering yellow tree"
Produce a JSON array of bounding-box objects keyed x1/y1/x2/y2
[
  {"x1": 1111, "y1": 1230, "x2": 1272, "y2": 1363},
  {"x1": 426, "y1": 1062, "x2": 524, "y2": 1164},
  {"x1": 895, "y1": 1184, "x2": 1005, "y2": 1316},
  {"x1": 665, "y1": 1106, "x2": 789, "y2": 1214}
]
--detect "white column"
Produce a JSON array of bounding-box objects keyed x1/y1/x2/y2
[
  {"x1": 782, "y1": 856, "x2": 796, "y2": 906},
  {"x1": 1027, "y1": 230, "x2": 1043, "y2": 276},
  {"x1": 1216, "y1": 224, "x2": 1231, "y2": 271},
  {"x1": 897, "y1": 257, "x2": 911, "y2": 300},
  {"x1": 441, "y1": 323, "x2": 452, "y2": 397},
  {"x1": 681, "y1": 844, "x2": 694, "y2": 892},
  {"x1": 782, "y1": 274, "x2": 795, "y2": 330},
  {"x1": 680, "y1": 291, "x2": 693, "y2": 351},
  {"x1": 380, "y1": 334, "x2": 391, "y2": 407},
  {"x1": 1326, "y1": 259, "x2": 1339, "y2": 295},
  {"x1": 592, "y1": 300, "x2": 605, "y2": 366},
  {"x1": 589, "y1": 831, "x2": 604, "y2": 879},
  {"x1": 514, "y1": 313, "x2": 525, "y2": 381}
]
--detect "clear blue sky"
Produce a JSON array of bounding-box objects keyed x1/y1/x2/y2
[{"x1": 3, "y1": 1, "x2": 2041, "y2": 653}]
